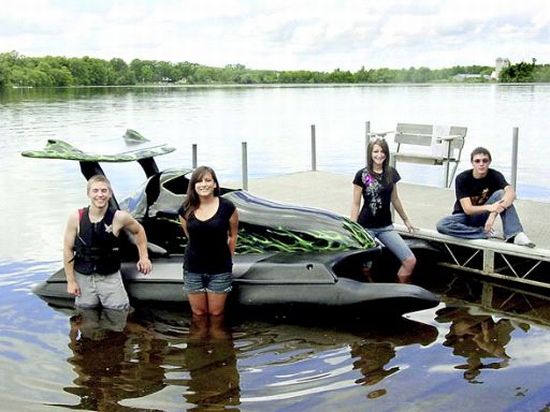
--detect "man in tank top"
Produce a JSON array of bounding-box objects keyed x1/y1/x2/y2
[{"x1": 63, "y1": 175, "x2": 152, "y2": 310}]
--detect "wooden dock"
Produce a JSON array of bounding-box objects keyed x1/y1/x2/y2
[{"x1": 231, "y1": 171, "x2": 550, "y2": 290}]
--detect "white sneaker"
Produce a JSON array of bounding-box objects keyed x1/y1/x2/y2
[
  {"x1": 513, "y1": 232, "x2": 536, "y2": 248},
  {"x1": 487, "y1": 229, "x2": 504, "y2": 240}
]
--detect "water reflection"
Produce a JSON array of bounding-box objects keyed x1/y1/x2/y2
[
  {"x1": 178, "y1": 316, "x2": 240, "y2": 409},
  {"x1": 436, "y1": 307, "x2": 516, "y2": 383},
  {"x1": 4, "y1": 260, "x2": 550, "y2": 411},
  {"x1": 41, "y1": 303, "x2": 242, "y2": 411},
  {"x1": 58, "y1": 308, "x2": 166, "y2": 411}
]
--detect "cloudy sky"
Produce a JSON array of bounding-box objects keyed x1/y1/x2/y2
[{"x1": 2, "y1": 0, "x2": 549, "y2": 71}]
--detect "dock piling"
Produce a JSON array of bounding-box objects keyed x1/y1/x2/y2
[
  {"x1": 192, "y1": 144, "x2": 197, "y2": 168},
  {"x1": 242, "y1": 141, "x2": 248, "y2": 190},
  {"x1": 310, "y1": 124, "x2": 317, "y2": 171},
  {"x1": 511, "y1": 127, "x2": 519, "y2": 191}
]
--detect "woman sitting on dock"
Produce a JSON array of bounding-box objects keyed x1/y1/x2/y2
[{"x1": 350, "y1": 137, "x2": 416, "y2": 283}]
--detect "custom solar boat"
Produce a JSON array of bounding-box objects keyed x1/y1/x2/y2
[{"x1": 23, "y1": 130, "x2": 439, "y2": 315}]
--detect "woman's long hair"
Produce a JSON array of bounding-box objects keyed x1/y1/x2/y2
[
  {"x1": 182, "y1": 166, "x2": 220, "y2": 220},
  {"x1": 366, "y1": 137, "x2": 392, "y2": 185}
]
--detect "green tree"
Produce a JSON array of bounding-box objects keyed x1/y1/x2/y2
[
  {"x1": 533, "y1": 65, "x2": 550, "y2": 82},
  {"x1": 109, "y1": 58, "x2": 135, "y2": 85},
  {"x1": 328, "y1": 68, "x2": 355, "y2": 83},
  {"x1": 500, "y1": 59, "x2": 536, "y2": 82},
  {"x1": 68, "y1": 58, "x2": 91, "y2": 85}
]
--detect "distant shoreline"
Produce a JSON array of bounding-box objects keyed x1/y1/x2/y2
[{"x1": 7, "y1": 81, "x2": 550, "y2": 91}]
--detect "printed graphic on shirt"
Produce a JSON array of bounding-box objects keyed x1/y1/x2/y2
[
  {"x1": 471, "y1": 188, "x2": 490, "y2": 206},
  {"x1": 362, "y1": 171, "x2": 382, "y2": 216}
]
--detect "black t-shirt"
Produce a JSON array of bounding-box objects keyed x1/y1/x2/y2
[
  {"x1": 353, "y1": 167, "x2": 400, "y2": 229},
  {"x1": 453, "y1": 168, "x2": 509, "y2": 214},
  {"x1": 178, "y1": 197, "x2": 236, "y2": 274}
]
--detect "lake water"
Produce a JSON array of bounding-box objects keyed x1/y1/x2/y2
[{"x1": 1, "y1": 85, "x2": 550, "y2": 411}]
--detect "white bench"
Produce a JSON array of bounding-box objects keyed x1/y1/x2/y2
[{"x1": 369, "y1": 123, "x2": 467, "y2": 188}]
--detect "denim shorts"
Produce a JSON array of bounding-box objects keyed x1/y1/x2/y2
[
  {"x1": 368, "y1": 225, "x2": 414, "y2": 263},
  {"x1": 183, "y1": 271, "x2": 233, "y2": 294}
]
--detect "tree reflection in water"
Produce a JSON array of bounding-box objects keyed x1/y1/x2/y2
[{"x1": 436, "y1": 307, "x2": 520, "y2": 383}]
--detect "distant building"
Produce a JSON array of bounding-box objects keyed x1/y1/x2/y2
[
  {"x1": 491, "y1": 57, "x2": 510, "y2": 80},
  {"x1": 453, "y1": 73, "x2": 491, "y2": 81}
]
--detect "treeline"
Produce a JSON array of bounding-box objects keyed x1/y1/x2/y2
[
  {"x1": 499, "y1": 58, "x2": 550, "y2": 82},
  {"x1": 1, "y1": 50, "x2": 549, "y2": 90}
]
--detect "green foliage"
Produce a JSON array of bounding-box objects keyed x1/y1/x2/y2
[
  {"x1": 533, "y1": 64, "x2": 550, "y2": 82},
  {"x1": 499, "y1": 59, "x2": 537, "y2": 83},
  {"x1": 0, "y1": 50, "x2": 547, "y2": 90}
]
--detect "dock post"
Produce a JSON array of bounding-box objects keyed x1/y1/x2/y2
[
  {"x1": 192, "y1": 144, "x2": 198, "y2": 168},
  {"x1": 483, "y1": 250, "x2": 495, "y2": 273},
  {"x1": 511, "y1": 127, "x2": 519, "y2": 192},
  {"x1": 242, "y1": 141, "x2": 248, "y2": 190},
  {"x1": 310, "y1": 124, "x2": 317, "y2": 171},
  {"x1": 481, "y1": 283, "x2": 493, "y2": 307},
  {"x1": 365, "y1": 121, "x2": 371, "y2": 166}
]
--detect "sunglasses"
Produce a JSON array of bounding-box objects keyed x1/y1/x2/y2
[{"x1": 473, "y1": 158, "x2": 490, "y2": 164}]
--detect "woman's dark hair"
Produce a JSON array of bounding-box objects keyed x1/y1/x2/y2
[
  {"x1": 182, "y1": 166, "x2": 220, "y2": 219},
  {"x1": 366, "y1": 137, "x2": 392, "y2": 184}
]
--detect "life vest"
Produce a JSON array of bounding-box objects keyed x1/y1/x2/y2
[{"x1": 73, "y1": 207, "x2": 121, "y2": 275}]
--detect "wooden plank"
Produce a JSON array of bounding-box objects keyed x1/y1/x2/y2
[
  {"x1": 395, "y1": 123, "x2": 433, "y2": 146},
  {"x1": 393, "y1": 153, "x2": 445, "y2": 164}
]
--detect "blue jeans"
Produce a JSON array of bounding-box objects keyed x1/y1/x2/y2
[
  {"x1": 368, "y1": 225, "x2": 414, "y2": 262},
  {"x1": 436, "y1": 190, "x2": 523, "y2": 240}
]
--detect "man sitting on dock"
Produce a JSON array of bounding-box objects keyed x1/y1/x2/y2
[{"x1": 436, "y1": 147, "x2": 535, "y2": 247}]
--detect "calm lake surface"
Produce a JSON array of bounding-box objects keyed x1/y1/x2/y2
[{"x1": 1, "y1": 85, "x2": 550, "y2": 411}]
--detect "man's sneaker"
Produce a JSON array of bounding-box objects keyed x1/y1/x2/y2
[
  {"x1": 513, "y1": 232, "x2": 536, "y2": 248},
  {"x1": 487, "y1": 229, "x2": 504, "y2": 240}
]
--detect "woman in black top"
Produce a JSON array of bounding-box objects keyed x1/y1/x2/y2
[
  {"x1": 350, "y1": 138, "x2": 416, "y2": 283},
  {"x1": 178, "y1": 166, "x2": 239, "y2": 316}
]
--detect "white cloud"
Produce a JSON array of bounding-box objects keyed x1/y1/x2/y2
[{"x1": 1, "y1": 0, "x2": 549, "y2": 70}]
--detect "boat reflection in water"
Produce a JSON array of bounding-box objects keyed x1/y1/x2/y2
[
  {"x1": 42, "y1": 302, "x2": 438, "y2": 411},
  {"x1": 25, "y1": 272, "x2": 550, "y2": 411}
]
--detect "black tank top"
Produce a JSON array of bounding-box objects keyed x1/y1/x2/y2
[{"x1": 178, "y1": 197, "x2": 236, "y2": 274}]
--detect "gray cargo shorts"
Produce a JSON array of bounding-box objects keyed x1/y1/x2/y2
[{"x1": 74, "y1": 271, "x2": 130, "y2": 311}]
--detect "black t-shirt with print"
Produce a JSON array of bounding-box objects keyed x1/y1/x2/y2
[
  {"x1": 353, "y1": 167, "x2": 400, "y2": 229},
  {"x1": 453, "y1": 168, "x2": 509, "y2": 214}
]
